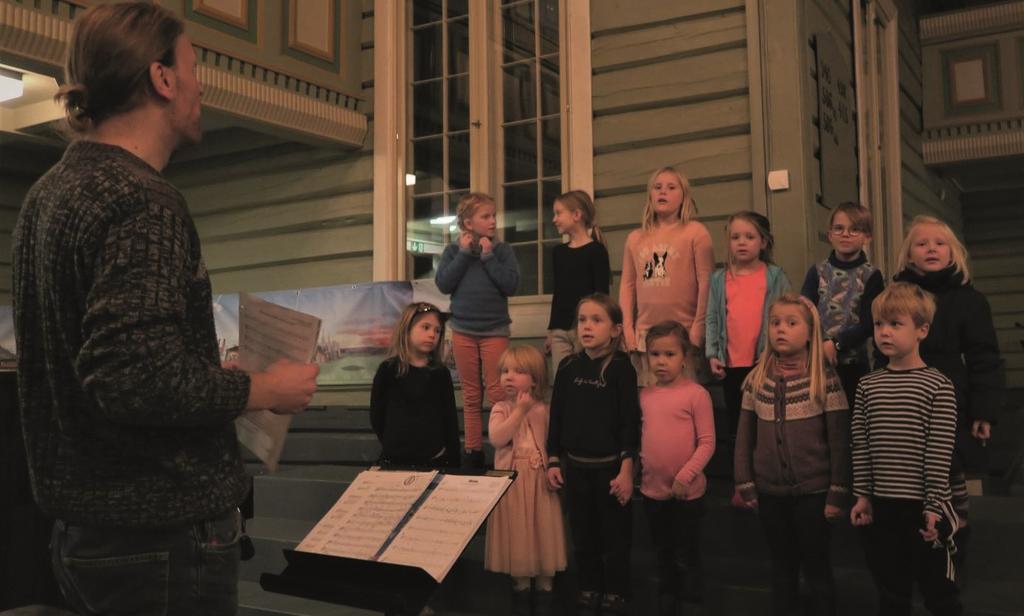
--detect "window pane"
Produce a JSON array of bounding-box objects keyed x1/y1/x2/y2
[
  {"x1": 541, "y1": 118, "x2": 560, "y2": 177},
  {"x1": 504, "y1": 123, "x2": 538, "y2": 183},
  {"x1": 408, "y1": 194, "x2": 445, "y2": 280},
  {"x1": 539, "y1": 0, "x2": 559, "y2": 55},
  {"x1": 413, "y1": 0, "x2": 442, "y2": 26},
  {"x1": 504, "y1": 183, "x2": 538, "y2": 244},
  {"x1": 447, "y1": 0, "x2": 468, "y2": 19},
  {"x1": 502, "y1": 2, "x2": 535, "y2": 64},
  {"x1": 503, "y1": 61, "x2": 536, "y2": 122},
  {"x1": 448, "y1": 17, "x2": 469, "y2": 75},
  {"x1": 448, "y1": 75, "x2": 469, "y2": 132},
  {"x1": 413, "y1": 25, "x2": 442, "y2": 81},
  {"x1": 542, "y1": 179, "x2": 561, "y2": 240},
  {"x1": 513, "y1": 243, "x2": 537, "y2": 295},
  {"x1": 449, "y1": 132, "x2": 470, "y2": 190},
  {"x1": 449, "y1": 190, "x2": 468, "y2": 213},
  {"x1": 540, "y1": 57, "x2": 559, "y2": 116},
  {"x1": 412, "y1": 81, "x2": 443, "y2": 137},
  {"x1": 542, "y1": 240, "x2": 558, "y2": 293},
  {"x1": 412, "y1": 137, "x2": 444, "y2": 194}
]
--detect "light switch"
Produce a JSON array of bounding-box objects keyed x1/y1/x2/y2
[{"x1": 767, "y1": 170, "x2": 790, "y2": 191}]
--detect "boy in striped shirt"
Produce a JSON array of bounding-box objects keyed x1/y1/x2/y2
[{"x1": 850, "y1": 282, "x2": 962, "y2": 615}]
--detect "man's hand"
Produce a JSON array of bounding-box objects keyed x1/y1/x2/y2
[{"x1": 247, "y1": 360, "x2": 319, "y2": 414}]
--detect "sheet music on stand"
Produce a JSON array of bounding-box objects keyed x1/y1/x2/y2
[
  {"x1": 235, "y1": 292, "x2": 321, "y2": 472},
  {"x1": 296, "y1": 469, "x2": 514, "y2": 583}
]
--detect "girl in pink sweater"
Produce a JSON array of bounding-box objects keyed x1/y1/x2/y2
[
  {"x1": 485, "y1": 345, "x2": 567, "y2": 615},
  {"x1": 620, "y1": 167, "x2": 715, "y2": 385},
  {"x1": 640, "y1": 320, "x2": 716, "y2": 613}
]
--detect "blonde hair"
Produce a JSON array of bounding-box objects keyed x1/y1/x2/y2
[
  {"x1": 641, "y1": 166, "x2": 697, "y2": 231},
  {"x1": 896, "y1": 215, "x2": 971, "y2": 283},
  {"x1": 872, "y1": 282, "x2": 936, "y2": 328},
  {"x1": 744, "y1": 294, "x2": 828, "y2": 407},
  {"x1": 456, "y1": 192, "x2": 496, "y2": 232},
  {"x1": 725, "y1": 210, "x2": 775, "y2": 272},
  {"x1": 556, "y1": 190, "x2": 606, "y2": 247},
  {"x1": 576, "y1": 293, "x2": 625, "y2": 382},
  {"x1": 498, "y1": 346, "x2": 548, "y2": 400},
  {"x1": 57, "y1": 2, "x2": 184, "y2": 134},
  {"x1": 388, "y1": 302, "x2": 446, "y2": 376}
]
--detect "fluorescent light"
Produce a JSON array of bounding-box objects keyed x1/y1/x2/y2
[
  {"x1": 405, "y1": 173, "x2": 416, "y2": 186},
  {"x1": 0, "y1": 68, "x2": 24, "y2": 103},
  {"x1": 430, "y1": 215, "x2": 456, "y2": 225}
]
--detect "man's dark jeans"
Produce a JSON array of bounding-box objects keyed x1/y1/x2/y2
[{"x1": 50, "y1": 508, "x2": 241, "y2": 615}]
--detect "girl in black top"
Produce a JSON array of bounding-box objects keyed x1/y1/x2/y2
[
  {"x1": 892, "y1": 215, "x2": 1003, "y2": 575},
  {"x1": 547, "y1": 293, "x2": 640, "y2": 615},
  {"x1": 547, "y1": 191, "x2": 611, "y2": 375},
  {"x1": 370, "y1": 302, "x2": 460, "y2": 468}
]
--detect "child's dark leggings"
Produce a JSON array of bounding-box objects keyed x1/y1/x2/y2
[
  {"x1": 757, "y1": 492, "x2": 836, "y2": 616},
  {"x1": 861, "y1": 497, "x2": 962, "y2": 616},
  {"x1": 721, "y1": 366, "x2": 753, "y2": 438},
  {"x1": 564, "y1": 460, "x2": 632, "y2": 598},
  {"x1": 642, "y1": 495, "x2": 704, "y2": 591}
]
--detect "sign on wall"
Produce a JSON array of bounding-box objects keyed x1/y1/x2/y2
[{"x1": 815, "y1": 32, "x2": 859, "y2": 209}]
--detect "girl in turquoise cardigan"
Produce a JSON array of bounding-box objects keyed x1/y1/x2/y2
[{"x1": 704, "y1": 211, "x2": 790, "y2": 507}]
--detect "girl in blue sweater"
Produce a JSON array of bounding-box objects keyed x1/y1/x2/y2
[{"x1": 435, "y1": 193, "x2": 520, "y2": 468}]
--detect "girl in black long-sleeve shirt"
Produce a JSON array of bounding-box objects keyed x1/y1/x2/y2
[
  {"x1": 370, "y1": 302, "x2": 460, "y2": 468},
  {"x1": 892, "y1": 215, "x2": 1004, "y2": 574},
  {"x1": 547, "y1": 293, "x2": 641, "y2": 615}
]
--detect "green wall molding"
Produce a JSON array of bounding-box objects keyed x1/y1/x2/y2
[{"x1": 0, "y1": 0, "x2": 367, "y2": 147}]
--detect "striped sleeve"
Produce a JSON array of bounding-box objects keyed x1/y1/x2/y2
[
  {"x1": 923, "y1": 380, "x2": 958, "y2": 516},
  {"x1": 850, "y1": 380, "x2": 872, "y2": 497}
]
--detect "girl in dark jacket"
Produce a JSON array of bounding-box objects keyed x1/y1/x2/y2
[{"x1": 892, "y1": 215, "x2": 1004, "y2": 579}]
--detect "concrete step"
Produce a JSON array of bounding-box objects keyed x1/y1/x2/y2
[
  {"x1": 289, "y1": 406, "x2": 495, "y2": 436},
  {"x1": 239, "y1": 580, "x2": 376, "y2": 616},
  {"x1": 253, "y1": 465, "x2": 360, "y2": 521}
]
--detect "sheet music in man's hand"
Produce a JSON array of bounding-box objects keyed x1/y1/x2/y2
[
  {"x1": 296, "y1": 470, "x2": 513, "y2": 583},
  {"x1": 235, "y1": 292, "x2": 321, "y2": 472}
]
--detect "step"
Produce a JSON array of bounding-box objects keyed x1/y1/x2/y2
[
  {"x1": 239, "y1": 580, "x2": 376, "y2": 616},
  {"x1": 253, "y1": 465, "x2": 361, "y2": 520},
  {"x1": 289, "y1": 406, "x2": 494, "y2": 436},
  {"x1": 243, "y1": 434, "x2": 497, "y2": 467}
]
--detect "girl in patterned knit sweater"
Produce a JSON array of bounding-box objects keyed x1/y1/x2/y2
[{"x1": 734, "y1": 294, "x2": 850, "y2": 616}]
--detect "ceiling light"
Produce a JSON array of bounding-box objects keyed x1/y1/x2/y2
[
  {"x1": 0, "y1": 68, "x2": 24, "y2": 103},
  {"x1": 405, "y1": 173, "x2": 416, "y2": 186},
  {"x1": 429, "y1": 215, "x2": 456, "y2": 225}
]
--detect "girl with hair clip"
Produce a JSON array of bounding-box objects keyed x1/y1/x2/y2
[
  {"x1": 734, "y1": 294, "x2": 850, "y2": 616},
  {"x1": 892, "y1": 215, "x2": 1003, "y2": 578},
  {"x1": 705, "y1": 211, "x2": 790, "y2": 507},
  {"x1": 370, "y1": 302, "x2": 460, "y2": 468},
  {"x1": 435, "y1": 192, "x2": 520, "y2": 469},
  {"x1": 546, "y1": 190, "x2": 612, "y2": 376},
  {"x1": 546, "y1": 294, "x2": 641, "y2": 616},
  {"x1": 485, "y1": 345, "x2": 567, "y2": 616},
  {"x1": 620, "y1": 167, "x2": 715, "y2": 385}
]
